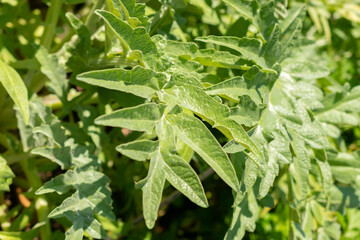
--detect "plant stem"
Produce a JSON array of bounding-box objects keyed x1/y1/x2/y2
[
  {"x1": 41, "y1": 0, "x2": 63, "y2": 50},
  {"x1": 19, "y1": 158, "x2": 51, "y2": 240},
  {"x1": 85, "y1": 0, "x2": 104, "y2": 34},
  {"x1": 26, "y1": 0, "x2": 63, "y2": 90}
]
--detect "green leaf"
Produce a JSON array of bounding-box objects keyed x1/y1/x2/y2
[
  {"x1": 290, "y1": 134, "x2": 310, "y2": 199},
  {"x1": 196, "y1": 36, "x2": 267, "y2": 68},
  {"x1": 137, "y1": 151, "x2": 166, "y2": 229},
  {"x1": 229, "y1": 95, "x2": 262, "y2": 127},
  {"x1": 49, "y1": 193, "x2": 106, "y2": 240},
  {"x1": 258, "y1": 127, "x2": 291, "y2": 198},
  {"x1": 160, "y1": 84, "x2": 265, "y2": 170},
  {"x1": 75, "y1": 105, "x2": 104, "y2": 148},
  {"x1": 282, "y1": 61, "x2": 330, "y2": 79},
  {"x1": 328, "y1": 151, "x2": 360, "y2": 185},
  {"x1": 111, "y1": 0, "x2": 149, "y2": 28},
  {"x1": 264, "y1": 24, "x2": 282, "y2": 67},
  {"x1": 165, "y1": 111, "x2": 240, "y2": 191},
  {"x1": 31, "y1": 147, "x2": 72, "y2": 170},
  {"x1": 0, "y1": 59, "x2": 29, "y2": 125},
  {"x1": 223, "y1": 0, "x2": 259, "y2": 32},
  {"x1": 65, "y1": 12, "x2": 91, "y2": 55},
  {"x1": 188, "y1": 49, "x2": 253, "y2": 70},
  {"x1": 164, "y1": 41, "x2": 253, "y2": 70},
  {"x1": 95, "y1": 10, "x2": 157, "y2": 67},
  {"x1": 158, "y1": 120, "x2": 208, "y2": 208},
  {"x1": 35, "y1": 46, "x2": 68, "y2": 103},
  {"x1": 160, "y1": 84, "x2": 229, "y2": 122},
  {"x1": 32, "y1": 122, "x2": 66, "y2": 147},
  {"x1": 225, "y1": 190, "x2": 259, "y2": 239},
  {"x1": 95, "y1": 103, "x2": 166, "y2": 133},
  {"x1": 162, "y1": 153, "x2": 208, "y2": 207},
  {"x1": 0, "y1": 155, "x2": 14, "y2": 192},
  {"x1": 116, "y1": 140, "x2": 159, "y2": 161},
  {"x1": 280, "y1": 4, "x2": 306, "y2": 57},
  {"x1": 205, "y1": 76, "x2": 262, "y2": 104},
  {"x1": 36, "y1": 168, "x2": 114, "y2": 239},
  {"x1": 316, "y1": 86, "x2": 360, "y2": 126},
  {"x1": 316, "y1": 159, "x2": 333, "y2": 200},
  {"x1": 77, "y1": 66, "x2": 167, "y2": 99}
]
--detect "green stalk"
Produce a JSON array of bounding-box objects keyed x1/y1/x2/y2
[
  {"x1": 0, "y1": 83, "x2": 6, "y2": 108},
  {"x1": 26, "y1": 0, "x2": 63, "y2": 90},
  {"x1": 85, "y1": 0, "x2": 105, "y2": 34},
  {"x1": 28, "y1": 72, "x2": 47, "y2": 93},
  {"x1": 19, "y1": 159, "x2": 51, "y2": 240},
  {"x1": 41, "y1": 0, "x2": 63, "y2": 50}
]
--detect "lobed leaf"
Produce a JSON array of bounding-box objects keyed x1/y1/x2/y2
[
  {"x1": 165, "y1": 111, "x2": 240, "y2": 191},
  {"x1": 35, "y1": 46, "x2": 69, "y2": 103},
  {"x1": 196, "y1": 36, "x2": 267, "y2": 68},
  {"x1": 37, "y1": 169, "x2": 114, "y2": 239},
  {"x1": 95, "y1": 10, "x2": 157, "y2": 67},
  {"x1": 158, "y1": 119, "x2": 208, "y2": 208}
]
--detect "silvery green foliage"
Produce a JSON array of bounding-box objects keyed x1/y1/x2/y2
[
  {"x1": 74, "y1": 0, "x2": 360, "y2": 238},
  {"x1": 16, "y1": 96, "x2": 115, "y2": 240},
  {"x1": 9, "y1": 0, "x2": 358, "y2": 239}
]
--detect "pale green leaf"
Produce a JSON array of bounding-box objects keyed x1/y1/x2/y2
[
  {"x1": 112, "y1": 0, "x2": 149, "y2": 28},
  {"x1": 65, "y1": 12, "x2": 91, "y2": 54},
  {"x1": 35, "y1": 46, "x2": 68, "y2": 103},
  {"x1": 290, "y1": 134, "x2": 310, "y2": 199},
  {"x1": 49, "y1": 193, "x2": 106, "y2": 239},
  {"x1": 264, "y1": 24, "x2": 281, "y2": 67},
  {"x1": 316, "y1": 159, "x2": 333, "y2": 200},
  {"x1": 223, "y1": 0, "x2": 259, "y2": 31},
  {"x1": 328, "y1": 151, "x2": 360, "y2": 184},
  {"x1": 95, "y1": 10, "x2": 157, "y2": 67},
  {"x1": 229, "y1": 95, "x2": 261, "y2": 127},
  {"x1": 164, "y1": 41, "x2": 253, "y2": 70},
  {"x1": 188, "y1": 49, "x2": 253, "y2": 70},
  {"x1": 95, "y1": 103, "x2": 166, "y2": 133},
  {"x1": 137, "y1": 152, "x2": 166, "y2": 229},
  {"x1": 162, "y1": 152, "x2": 208, "y2": 208},
  {"x1": 65, "y1": 226, "x2": 83, "y2": 240},
  {"x1": 32, "y1": 122, "x2": 66, "y2": 147},
  {"x1": 116, "y1": 140, "x2": 159, "y2": 161},
  {"x1": 225, "y1": 190, "x2": 259, "y2": 240},
  {"x1": 160, "y1": 84, "x2": 265, "y2": 170},
  {"x1": 37, "y1": 168, "x2": 114, "y2": 238},
  {"x1": 282, "y1": 61, "x2": 330, "y2": 79},
  {"x1": 195, "y1": 36, "x2": 267, "y2": 68},
  {"x1": 205, "y1": 76, "x2": 262, "y2": 104},
  {"x1": 77, "y1": 66, "x2": 167, "y2": 99},
  {"x1": 165, "y1": 111, "x2": 240, "y2": 191},
  {"x1": 31, "y1": 147, "x2": 72, "y2": 170},
  {"x1": 316, "y1": 86, "x2": 360, "y2": 126},
  {"x1": 0, "y1": 59, "x2": 29, "y2": 124}
]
